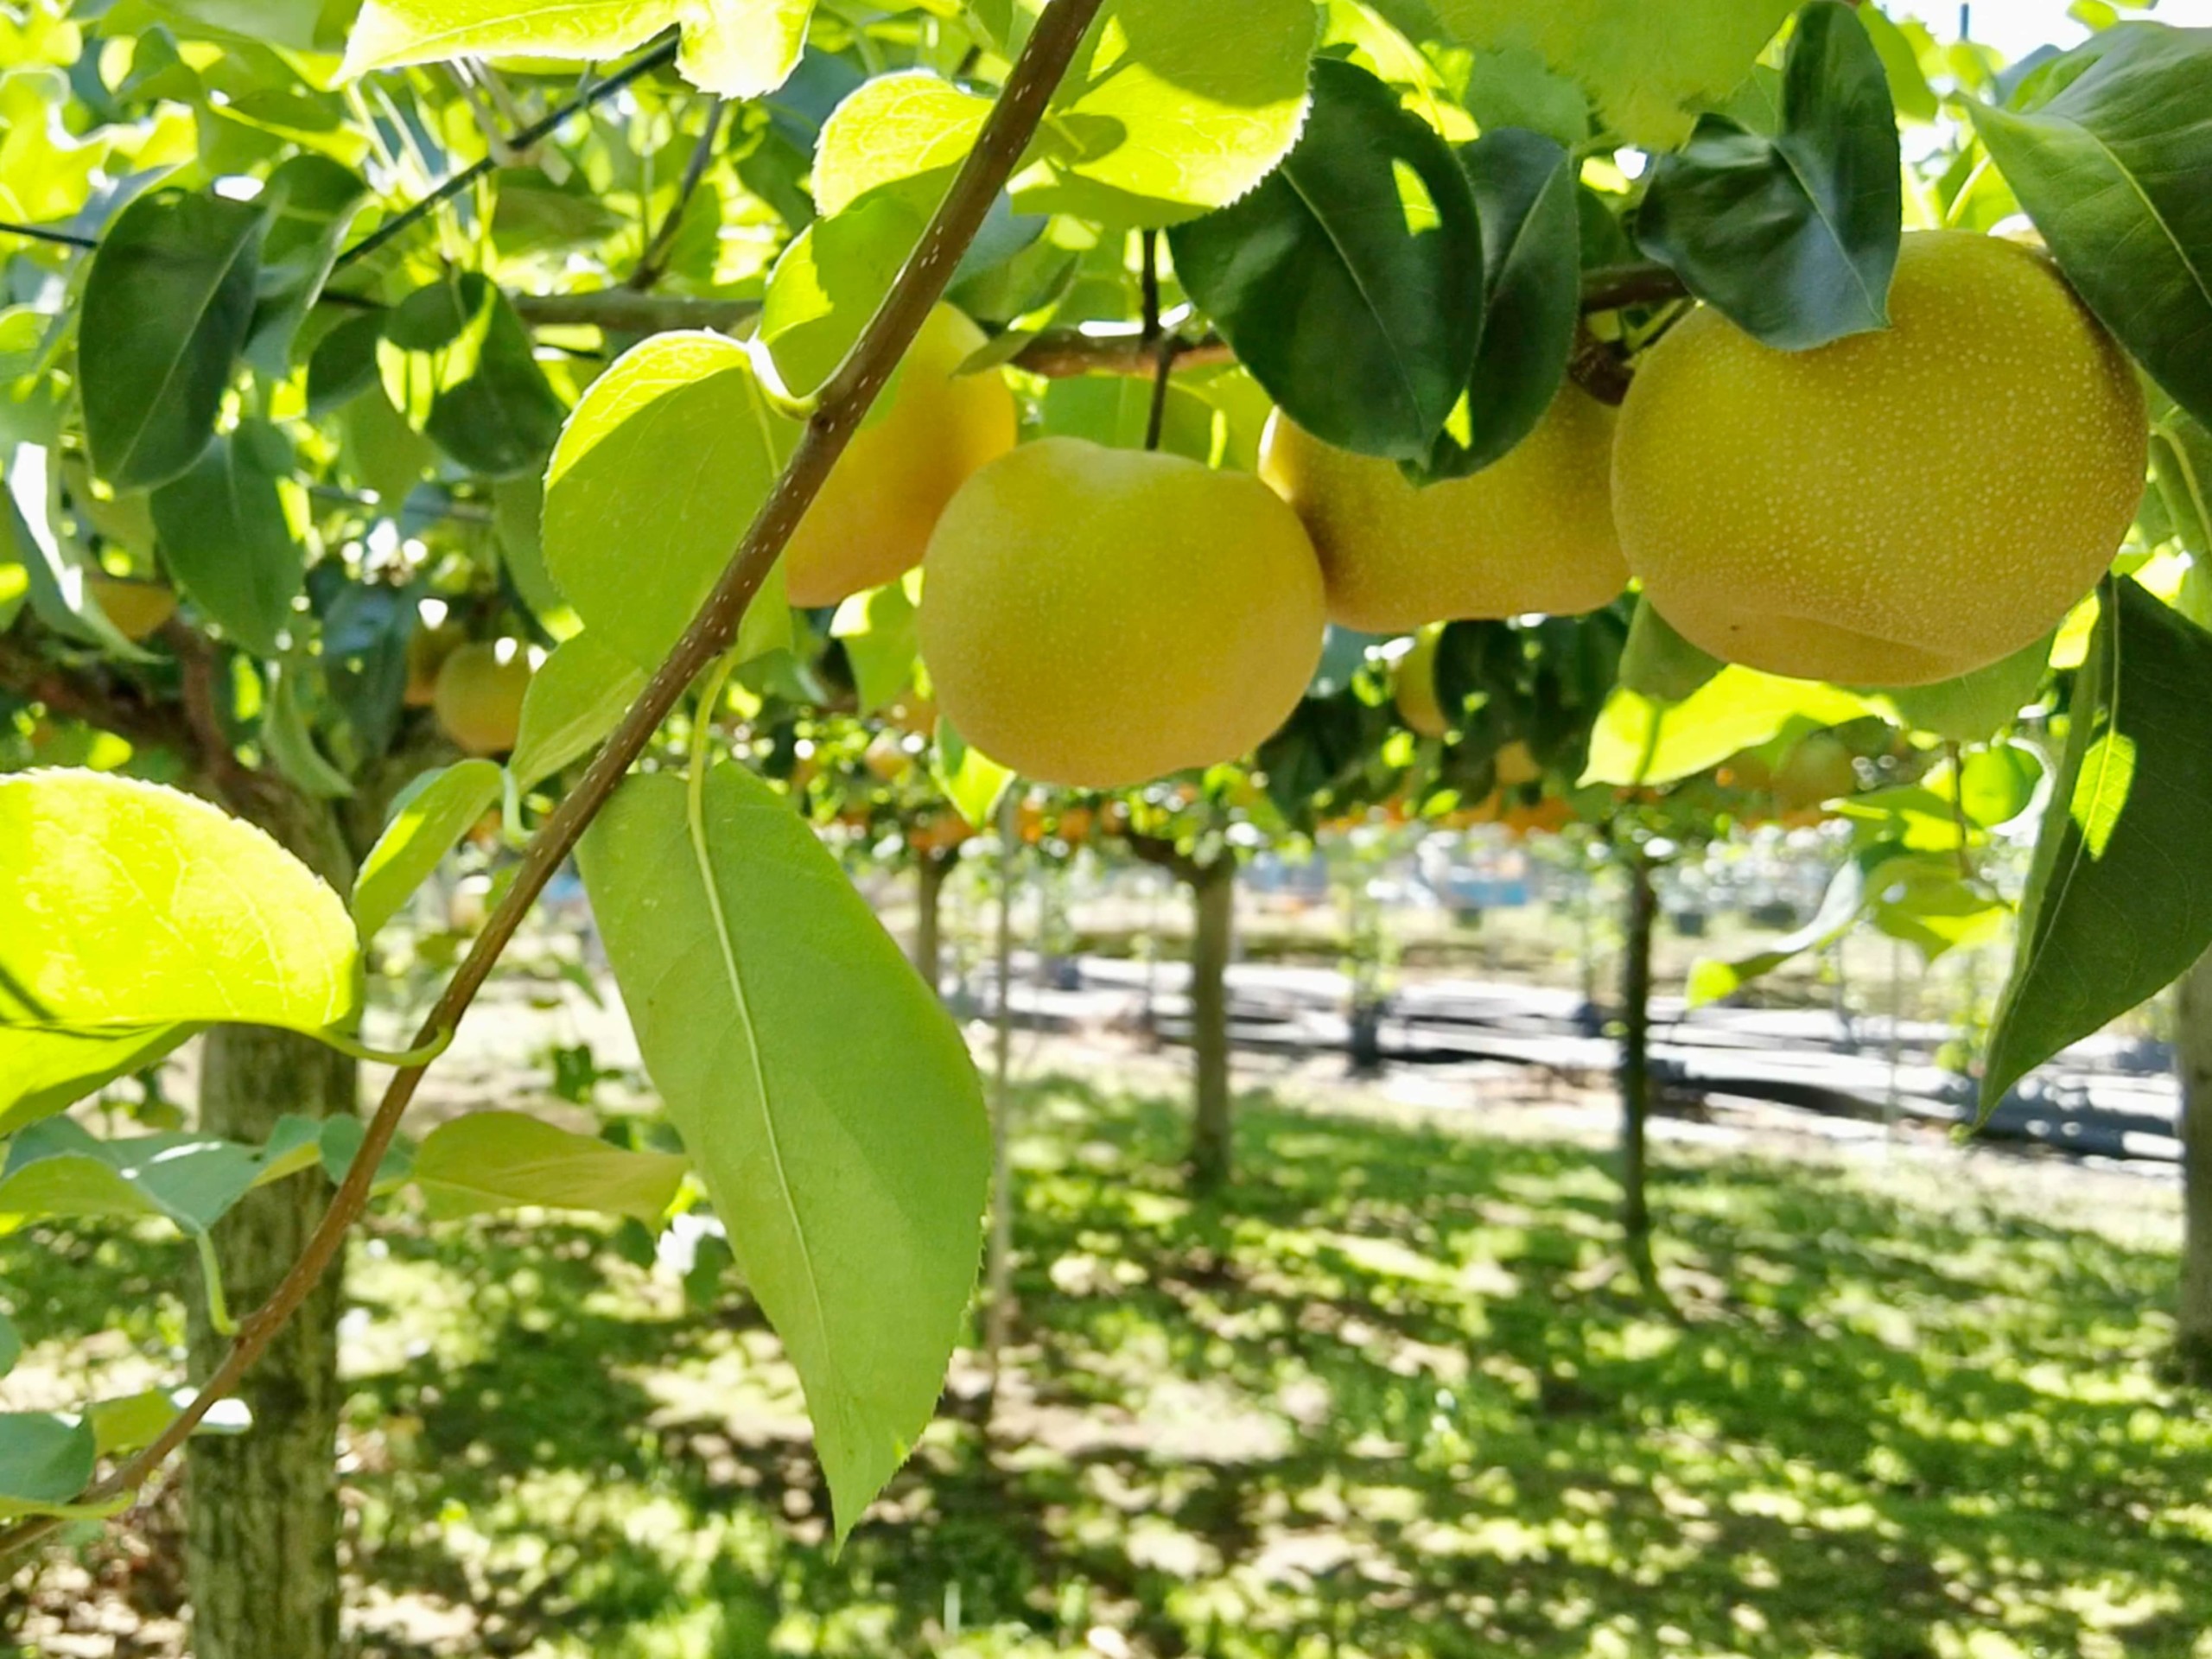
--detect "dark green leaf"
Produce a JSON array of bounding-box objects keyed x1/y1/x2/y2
[
  {"x1": 149, "y1": 423, "x2": 304, "y2": 656},
  {"x1": 1969, "y1": 25, "x2": 2212, "y2": 428},
  {"x1": 0, "y1": 1413, "x2": 95, "y2": 1513},
  {"x1": 1423, "y1": 128, "x2": 1579, "y2": 479},
  {"x1": 81, "y1": 188, "x2": 264, "y2": 491},
  {"x1": 379, "y1": 274, "x2": 564, "y2": 480},
  {"x1": 245, "y1": 155, "x2": 367, "y2": 378},
  {"x1": 1983, "y1": 581, "x2": 2212, "y2": 1109},
  {"x1": 1167, "y1": 57, "x2": 1484, "y2": 461},
  {"x1": 307, "y1": 312, "x2": 386, "y2": 418},
  {"x1": 1637, "y1": 1, "x2": 1902, "y2": 351}
]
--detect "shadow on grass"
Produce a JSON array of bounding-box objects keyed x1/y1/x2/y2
[{"x1": 10, "y1": 1077, "x2": 2212, "y2": 1658}]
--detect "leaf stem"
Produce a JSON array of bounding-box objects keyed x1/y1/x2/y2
[
  {"x1": 0, "y1": 0, "x2": 1112, "y2": 1567},
  {"x1": 0, "y1": 220, "x2": 98, "y2": 251}
]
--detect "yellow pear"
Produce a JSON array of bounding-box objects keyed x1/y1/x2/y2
[
  {"x1": 404, "y1": 620, "x2": 468, "y2": 709},
  {"x1": 1259, "y1": 388, "x2": 1628, "y2": 632},
  {"x1": 1613, "y1": 230, "x2": 2147, "y2": 687},
  {"x1": 433, "y1": 640, "x2": 533, "y2": 756},
  {"x1": 918, "y1": 438, "x2": 1326, "y2": 789},
  {"x1": 784, "y1": 306, "x2": 1018, "y2": 609},
  {"x1": 86, "y1": 575, "x2": 177, "y2": 643},
  {"x1": 1395, "y1": 625, "x2": 1448, "y2": 739}
]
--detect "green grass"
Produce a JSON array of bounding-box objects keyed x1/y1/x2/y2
[{"x1": 10, "y1": 1079, "x2": 2212, "y2": 1658}]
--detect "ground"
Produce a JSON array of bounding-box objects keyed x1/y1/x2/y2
[{"x1": 4, "y1": 1027, "x2": 2209, "y2": 1659}]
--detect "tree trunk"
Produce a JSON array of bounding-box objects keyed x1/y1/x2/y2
[
  {"x1": 187, "y1": 1025, "x2": 357, "y2": 1659},
  {"x1": 1618, "y1": 849, "x2": 1656, "y2": 1245},
  {"x1": 913, "y1": 849, "x2": 950, "y2": 995},
  {"x1": 2176, "y1": 949, "x2": 2212, "y2": 1382},
  {"x1": 1190, "y1": 859, "x2": 1236, "y2": 1196}
]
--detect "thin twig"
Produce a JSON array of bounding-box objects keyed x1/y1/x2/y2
[
  {"x1": 0, "y1": 0, "x2": 1111, "y2": 1567},
  {"x1": 0, "y1": 221, "x2": 98, "y2": 251},
  {"x1": 334, "y1": 37, "x2": 683, "y2": 271},
  {"x1": 1140, "y1": 232, "x2": 1177, "y2": 451},
  {"x1": 629, "y1": 97, "x2": 726, "y2": 292}
]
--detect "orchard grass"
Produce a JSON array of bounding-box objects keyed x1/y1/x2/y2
[{"x1": 8, "y1": 1071, "x2": 2209, "y2": 1658}]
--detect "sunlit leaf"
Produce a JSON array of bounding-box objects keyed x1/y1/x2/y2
[
  {"x1": 577, "y1": 766, "x2": 988, "y2": 1540},
  {"x1": 412, "y1": 1111, "x2": 687, "y2": 1224},
  {"x1": 351, "y1": 760, "x2": 503, "y2": 941}
]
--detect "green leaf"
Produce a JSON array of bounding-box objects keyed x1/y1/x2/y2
[
  {"x1": 510, "y1": 633, "x2": 645, "y2": 792},
  {"x1": 1581, "y1": 668, "x2": 1882, "y2": 786},
  {"x1": 1430, "y1": 0, "x2": 1796, "y2": 149},
  {"x1": 577, "y1": 766, "x2": 988, "y2": 1539},
  {"x1": 1983, "y1": 581, "x2": 2212, "y2": 1109},
  {"x1": 1969, "y1": 25, "x2": 2212, "y2": 429},
  {"x1": 0, "y1": 772, "x2": 360, "y2": 1058},
  {"x1": 811, "y1": 72, "x2": 993, "y2": 219},
  {"x1": 1422, "y1": 128, "x2": 1579, "y2": 479},
  {"x1": 544, "y1": 332, "x2": 793, "y2": 671},
  {"x1": 0, "y1": 1413, "x2": 95, "y2": 1513},
  {"x1": 412, "y1": 1111, "x2": 687, "y2": 1224},
  {"x1": 149, "y1": 0, "x2": 353, "y2": 52},
  {"x1": 831, "y1": 581, "x2": 919, "y2": 718},
  {"x1": 307, "y1": 311, "x2": 385, "y2": 417},
  {"x1": 0, "y1": 1027, "x2": 198, "y2": 1140},
  {"x1": 761, "y1": 196, "x2": 928, "y2": 397},
  {"x1": 1637, "y1": 1, "x2": 1902, "y2": 352},
  {"x1": 1168, "y1": 57, "x2": 1484, "y2": 462},
  {"x1": 149, "y1": 423, "x2": 304, "y2": 656},
  {"x1": 342, "y1": 0, "x2": 815, "y2": 99},
  {"x1": 80, "y1": 188, "x2": 264, "y2": 492},
  {"x1": 0, "y1": 1309, "x2": 18, "y2": 1376},
  {"x1": 932, "y1": 716, "x2": 1017, "y2": 830},
  {"x1": 1018, "y1": 0, "x2": 1319, "y2": 228},
  {"x1": 1039, "y1": 374, "x2": 1218, "y2": 463},
  {"x1": 351, "y1": 760, "x2": 503, "y2": 941},
  {"x1": 0, "y1": 1116, "x2": 323, "y2": 1236},
  {"x1": 244, "y1": 155, "x2": 367, "y2": 378},
  {"x1": 1618, "y1": 596, "x2": 1725, "y2": 703},
  {"x1": 1688, "y1": 851, "x2": 1872, "y2": 1007},
  {"x1": 262, "y1": 660, "x2": 356, "y2": 800},
  {"x1": 379, "y1": 275, "x2": 564, "y2": 480},
  {"x1": 1876, "y1": 635, "x2": 2052, "y2": 744},
  {"x1": 319, "y1": 1116, "x2": 415, "y2": 1192}
]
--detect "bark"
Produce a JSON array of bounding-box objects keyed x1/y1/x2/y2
[
  {"x1": 2177, "y1": 949, "x2": 2212, "y2": 1383},
  {"x1": 1190, "y1": 859, "x2": 1236, "y2": 1196},
  {"x1": 187, "y1": 791, "x2": 359, "y2": 1659},
  {"x1": 1618, "y1": 850, "x2": 1656, "y2": 1245},
  {"x1": 913, "y1": 849, "x2": 951, "y2": 995},
  {"x1": 186, "y1": 1027, "x2": 356, "y2": 1659}
]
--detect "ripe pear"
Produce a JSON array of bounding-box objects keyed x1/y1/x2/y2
[
  {"x1": 1259, "y1": 388, "x2": 1628, "y2": 632},
  {"x1": 918, "y1": 438, "x2": 1326, "y2": 789},
  {"x1": 784, "y1": 306, "x2": 1019, "y2": 609},
  {"x1": 433, "y1": 640, "x2": 533, "y2": 756},
  {"x1": 1395, "y1": 626, "x2": 1448, "y2": 738},
  {"x1": 1614, "y1": 231, "x2": 2147, "y2": 687},
  {"x1": 86, "y1": 575, "x2": 177, "y2": 643},
  {"x1": 404, "y1": 620, "x2": 468, "y2": 709}
]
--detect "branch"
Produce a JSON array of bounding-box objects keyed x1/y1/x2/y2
[
  {"x1": 1580, "y1": 262, "x2": 1690, "y2": 312},
  {"x1": 630, "y1": 96, "x2": 727, "y2": 293},
  {"x1": 334, "y1": 36, "x2": 683, "y2": 271},
  {"x1": 0, "y1": 0, "x2": 1113, "y2": 1566},
  {"x1": 0, "y1": 632, "x2": 195, "y2": 761}
]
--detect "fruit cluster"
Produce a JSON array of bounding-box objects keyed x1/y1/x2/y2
[{"x1": 847, "y1": 232, "x2": 2142, "y2": 792}]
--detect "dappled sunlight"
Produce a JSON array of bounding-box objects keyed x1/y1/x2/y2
[{"x1": 10, "y1": 1077, "x2": 2209, "y2": 1656}]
